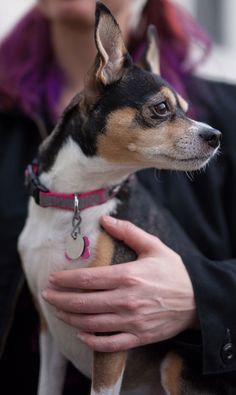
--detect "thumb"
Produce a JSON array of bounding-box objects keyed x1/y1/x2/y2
[{"x1": 100, "y1": 215, "x2": 161, "y2": 255}]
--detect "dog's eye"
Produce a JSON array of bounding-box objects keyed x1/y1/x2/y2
[{"x1": 152, "y1": 102, "x2": 170, "y2": 117}]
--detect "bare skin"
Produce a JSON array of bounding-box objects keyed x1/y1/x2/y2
[{"x1": 42, "y1": 216, "x2": 197, "y2": 353}]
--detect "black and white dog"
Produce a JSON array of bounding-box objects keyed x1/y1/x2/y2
[{"x1": 18, "y1": 3, "x2": 221, "y2": 395}]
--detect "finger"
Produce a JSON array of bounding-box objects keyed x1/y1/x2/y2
[
  {"x1": 77, "y1": 331, "x2": 141, "y2": 352},
  {"x1": 55, "y1": 311, "x2": 125, "y2": 333},
  {"x1": 49, "y1": 264, "x2": 135, "y2": 290},
  {"x1": 101, "y1": 216, "x2": 162, "y2": 255},
  {"x1": 42, "y1": 288, "x2": 123, "y2": 314}
]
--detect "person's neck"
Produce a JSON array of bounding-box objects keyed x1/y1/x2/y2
[{"x1": 51, "y1": 10, "x2": 131, "y2": 114}]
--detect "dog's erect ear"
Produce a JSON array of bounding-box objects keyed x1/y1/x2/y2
[
  {"x1": 84, "y1": 2, "x2": 132, "y2": 106},
  {"x1": 139, "y1": 25, "x2": 160, "y2": 75},
  {"x1": 95, "y1": 2, "x2": 131, "y2": 85}
]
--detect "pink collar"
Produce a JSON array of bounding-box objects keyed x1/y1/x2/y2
[{"x1": 25, "y1": 161, "x2": 123, "y2": 212}]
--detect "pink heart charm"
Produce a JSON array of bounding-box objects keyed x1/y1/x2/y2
[{"x1": 81, "y1": 236, "x2": 91, "y2": 260}]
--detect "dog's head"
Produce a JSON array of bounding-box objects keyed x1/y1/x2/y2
[{"x1": 40, "y1": 2, "x2": 221, "y2": 173}]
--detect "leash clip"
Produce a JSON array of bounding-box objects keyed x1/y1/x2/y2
[
  {"x1": 65, "y1": 193, "x2": 91, "y2": 260},
  {"x1": 71, "y1": 194, "x2": 81, "y2": 239}
]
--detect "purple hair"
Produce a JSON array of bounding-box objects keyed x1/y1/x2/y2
[
  {"x1": 0, "y1": 6, "x2": 63, "y2": 120},
  {"x1": 0, "y1": 1, "x2": 211, "y2": 121}
]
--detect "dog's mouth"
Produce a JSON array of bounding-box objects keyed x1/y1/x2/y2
[
  {"x1": 154, "y1": 150, "x2": 217, "y2": 164},
  {"x1": 161, "y1": 153, "x2": 217, "y2": 170},
  {"x1": 161, "y1": 154, "x2": 210, "y2": 162},
  {"x1": 127, "y1": 143, "x2": 219, "y2": 170},
  {"x1": 148, "y1": 150, "x2": 218, "y2": 171}
]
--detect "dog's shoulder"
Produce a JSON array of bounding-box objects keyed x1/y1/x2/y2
[{"x1": 112, "y1": 175, "x2": 198, "y2": 265}]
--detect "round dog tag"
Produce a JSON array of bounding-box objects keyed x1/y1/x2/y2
[{"x1": 65, "y1": 234, "x2": 85, "y2": 260}]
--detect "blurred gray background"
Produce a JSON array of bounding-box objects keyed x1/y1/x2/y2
[
  {"x1": 175, "y1": 0, "x2": 236, "y2": 82},
  {"x1": 1, "y1": 0, "x2": 236, "y2": 82}
]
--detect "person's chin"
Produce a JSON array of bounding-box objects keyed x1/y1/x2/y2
[{"x1": 56, "y1": 1, "x2": 95, "y2": 24}]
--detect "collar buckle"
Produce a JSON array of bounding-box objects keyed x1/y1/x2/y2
[{"x1": 25, "y1": 163, "x2": 49, "y2": 204}]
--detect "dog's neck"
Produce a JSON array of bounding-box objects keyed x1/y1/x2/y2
[{"x1": 40, "y1": 137, "x2": 137, "y2": 194}]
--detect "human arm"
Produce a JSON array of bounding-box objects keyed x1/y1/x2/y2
[{"x1": 43, "y1": 215, "x2": 197, "y2": 353}]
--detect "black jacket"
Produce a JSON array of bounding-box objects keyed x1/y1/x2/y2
[{"x1": 0, "y1": 77, "x2": 236, "y2": 390}]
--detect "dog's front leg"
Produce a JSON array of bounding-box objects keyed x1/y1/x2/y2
[
  {"x1": 38, "y1": 326, "x2": 67, "y2": 395},
  {"x1": 88, "y1": 232, "x2": 126, "y2": 395},
  {"x1": 91, "y1": 351, "x2": 127, "y2": 395}
]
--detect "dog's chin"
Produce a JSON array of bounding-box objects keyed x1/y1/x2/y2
[
  {"x1": 132, "y1": 145, "x2": 219, "y2": 172},
  {"x1": 151, "y1": 153, "x2": 215, "y2": 171},
  {"x1": 168, "y1": 156, "x2": 212, "y2": 171}
]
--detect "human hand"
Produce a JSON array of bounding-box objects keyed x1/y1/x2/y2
[{"x1": 42, "y1": 216, "x2": 197, "y2": 352}]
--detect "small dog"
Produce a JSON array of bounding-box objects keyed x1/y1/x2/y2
[{"x1": 18, "y1": 3, "x2": 222, "y2": 395}]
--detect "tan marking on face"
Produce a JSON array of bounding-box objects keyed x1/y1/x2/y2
[
  {"x1": 97, "y1": 108, "x2": 138, "y2": 163},
  {"x1": 177, "y1": 93, "x2": 189, "y2": 113},
  {"x1": 97, "y1": 107, "x2": 191, "y2": 167},
  {"x1": 161, "y1": 352, "x2": 183, "y2": 395},
  {"x1": 160, "y1": 86, "x2": 177, "y2": 109},
  {"x1": 93, "y1": 351, "x2": 127, "y2": 392}
]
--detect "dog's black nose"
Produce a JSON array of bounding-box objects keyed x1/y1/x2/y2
[{"x1": 199, "y1": 128, "x2": 222, "y2": 148}]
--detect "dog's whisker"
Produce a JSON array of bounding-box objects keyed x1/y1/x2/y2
[
  {"x1": 185, "y1": 171, "x2": 195, "y2": 181},
  {"x1": 153, "y1": 168, "x2": 162, "y2": 183}
]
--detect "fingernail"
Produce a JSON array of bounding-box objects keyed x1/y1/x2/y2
[
  {"x1": 49, "y1": 274, "x2": 55, "y2": 283},
  {"x1": 102, "y1": 215, "x2": 117, "y2": 225},
  {"x1": 55, "y1": 310, "x2": 63, "y2": 318},
  {"x1": 77, "y1": 333, "x2": 84, "y2": 341},
  {"x1": 42, "y1": 290, "x2": 48, "y2": 299}
]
